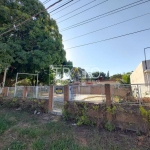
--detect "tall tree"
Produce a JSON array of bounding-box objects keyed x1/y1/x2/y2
[
  {"x1": 106, "y1": 71, "x2": 110, "y2": 79},
  {"x1": 0, "y1": 0, "x2": 67, "y2": 86}
]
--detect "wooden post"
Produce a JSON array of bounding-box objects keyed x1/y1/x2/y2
[
  {"x1": 64, "y1": 85, "x2": 69, "y2": 103},
  {"x1": 48, "y1": 86, "x2": 53, "y2": 112},
  {"x1": 105, "y1": 84, "x2": 112, "y2": 122}
]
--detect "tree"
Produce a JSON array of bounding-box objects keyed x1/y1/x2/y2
[
  {"x1": 70, "y1": 67, "x2": 87, "y2": 82},
  {"x1": 0, "y1": 0, "x2": 67, "y2": 86},
  {"x1": 110, "y1": 74, "x2": 122, "y2": 81},
  {"x1": 122, "y1": 73, "x2": 131, "y2": 84},
  {"x1": 106, "y1": 71, "x2": 110, "y2": 79},
  {"x1": 92, "y1": 72, "x2": 106, "y2": 80}
]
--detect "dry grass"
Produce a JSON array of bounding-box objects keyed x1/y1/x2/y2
[{"x1": 0, "y1": 108, "x2": 150, "y2": 150}]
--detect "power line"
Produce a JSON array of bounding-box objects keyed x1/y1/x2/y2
[
  {"x1": 50, "y1": 0, "x2": 81, "y2": 15},
  {"x1": 49, "y1": 0, "x2": 74, "y2": 14},
  {"x1": 0, "y1": 0, "x2": 62, "y2": 37},
  {"x1": 56, "y1": 0, "x2": 97, "y2": 20},
  {"x1": 49, "y1": 0, "x2": 71, "y2": 12},
  {"x1": 64, "y1": 12, "x2": 150, "y2": 41},
  {"x1": 58, "y1": 0, "x2": 108, "y2": 23},
  {"x1": 60, "y1": 0, "x2": 150, "y2": 32},
  {"x1": 61, "y1": 0, "x2": 149, "y2": 31},
  {"x1": 43, "y1": 0, "x2": 52, "y2": 4},
  {"x1": 66, "y1": 27, "x2": 150, "y2": 50}
]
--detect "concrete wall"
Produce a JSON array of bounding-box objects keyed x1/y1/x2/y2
[
  {"x1": 65, "y1": 102, "x2": 150, "y2": 134},
  {"x1": 130, "y1": 60, "x2": 150, "y2": 84},
  {"x1": 130, "y1": 62, "x2": 145, "y2": 84}
]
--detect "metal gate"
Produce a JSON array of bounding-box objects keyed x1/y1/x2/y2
[{"x1": 53, "y1": 86, "x2": 64, "y2": 113}]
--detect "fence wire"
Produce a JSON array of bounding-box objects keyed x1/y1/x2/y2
[
  {"x1": 70, "y1": 84, "x2": 106, "y2": 103},
  {"x1": 111, "y1": 84, "x2": 150, "y2": 104}
]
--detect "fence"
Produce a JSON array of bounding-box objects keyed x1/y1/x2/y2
[
  {"x1": 1, "y1": 84, "x2": 150, "y2": 104},
  {"x1": 69, "y1": 84, "x2": 106, "y2": 103},
  {"x1": 65, "y1": 84, "x2": 150, "y2": 134},
  {"x1": 1, "y1": 84, "x2": 150, "y2": 133},
  {"x1": 1, "y1": 83, "x2": 150, "y2": 112},
  {"x1": 111, "y1": 84, "x2": 150, "y2": 104},
  {"x1": 1, "y1": 86, "x2": 50, "y2": 99}
]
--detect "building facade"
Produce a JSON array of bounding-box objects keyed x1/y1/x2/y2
[{"x1": 130, "y1": 60, "x2": 150, "y2": 84}]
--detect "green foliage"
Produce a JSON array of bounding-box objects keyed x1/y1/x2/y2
[
  {"x1": 4, "y1": 141, "x2": 26, "y2": 150},
  {"x1": 122, "y1": 73, "x2": 130, "y2": 84},
  {"x1": 139, "y1": 106, "x2": 150, "y2": 124},
  {"x1": 32, "y1": 139, "x2": 45, "y2": 150},
  {"x1": 105, "y1": 121, "x2": 115, "y2": 131},
  {"x1": 48, "y1": 138, "x2": 86, "y2": 150},
  {"x1": 76, "y1": 103, "x2": 94, "y2": 126},
  {"x1": 62, "y1": 103, "x2": 70, "y2": 120},
  {"x1": 0, "y1": 115, "x2": 16, "y2": 134},
  {"x1": 92, "y1": 72, "x2": 106, "y2": 80},
  {"x1": 110, "y1": 74, "x2": 122, "y2": 81},
  {"x1": 107, "y1": 106, "x2": 116, "y2": 114},
  {"x1": 106, "y1": 71, "x2": 110, "y2": 79},
  {"x1": 0, "y1": 98, "x2": 48, "y2": 113},
  {"x1": 111, "y1": 72, "x2": 131, "y2": 84},
  {"x1": 70, "y1": 67, "x2": 86, "y2": 82},
  {"x1": 19, "y1": 128, "x2": 41, "y2": 139},
  {"x1": 92, "y1": 105, "x2": 99, "y2": 111},
  {"x1": 0, "y1": 0, "x2": 68, "y2": 85}
]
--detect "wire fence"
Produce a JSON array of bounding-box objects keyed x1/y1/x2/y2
[
  {"x1": 2, "y1": 86, "x2": 50, "y2": 99},
  {"x1": 1, "y1": 84, "x2": 150, "y2": 105},
  {"x1": 111, "y1": 84, "x2": 150, "y2": 104},
  {"x1": 69, "y1": 84, "x2": 106, "y2": 103}
]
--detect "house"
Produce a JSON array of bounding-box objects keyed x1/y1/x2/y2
[{"x1": 130, "y1": 60, "x2": 150, "y2": 84}]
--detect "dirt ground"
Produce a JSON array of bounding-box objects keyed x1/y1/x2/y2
[{"x1": 0, "y1": 108, "x2": 150, "y2": 150}]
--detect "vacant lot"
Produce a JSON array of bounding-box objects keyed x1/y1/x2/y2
[{"x1": 0, "y1": 108, "x2": 150, "y2": 150}]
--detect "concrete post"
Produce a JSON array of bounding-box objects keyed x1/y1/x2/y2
[
  {"x1": 2, "y1": 88, "x2": 5, "y2": 96},
  {"x1": 2, "y1": 87, "x2": 8, "y2": 97},
  {"x1": 64, "y1": 85, "x2": 69, "y2": 103},
  {"x1": 5, "y1": 87, "x2": 8, "y2": 96},
  {"x1": 23, "y1": 86, "x2": 27, "y2": 99},
  {"x1": 48, "y1": 86, "x2": 53, "y2": 112},
  {"x1": 105, "y1": 84, "x2": 111, "y2": 106},
  {"x1": 105, "y1": 84, "x2": 112, "y2": 122}
]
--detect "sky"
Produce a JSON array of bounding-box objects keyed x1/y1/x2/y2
[{"x1": 40, "y1": 0, "x2": 150, "y2": 76}]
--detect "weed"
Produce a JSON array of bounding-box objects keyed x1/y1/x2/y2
[
  {"x1": 76, "y1": 103, "x2": 95, "y2": 126},
  {"x1": 48, "y1": 138, "x2": 86, "y2": 150},
  {"x1": 92, "y1": 105, "x2": 99, "y2": 111},
  {"x1": 105, "y1": 121, "x2": 115, "y2": 132},
  {"x1": 107, "y1": 106, "x2": 116, "y2": 114},
  {"x1": 139, "y1": 106, "x2": 150, "y2": 124},
  {"x1": 32, "y1": 139, "x2": 45, "y2": 150},
  {"x1": 19, "y1": 128, "x2": 41, "y2": 139},
  {"x1": 4, "y1": 141, "x2": 26, "y2": 150},
  {"x1": 0, "y1": 115, "x2": 16, "y2": 134},
  {"x1": 62, "y1": 102, "x2": 70, "y2": 120}
]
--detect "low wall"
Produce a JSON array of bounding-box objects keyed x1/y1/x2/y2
[
  {"x1": 0, "y1": 97, "x2": 49, "y2": 113},
  {"x1": 64, "y1": 101, "x2": 150, "y2": 134}
]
